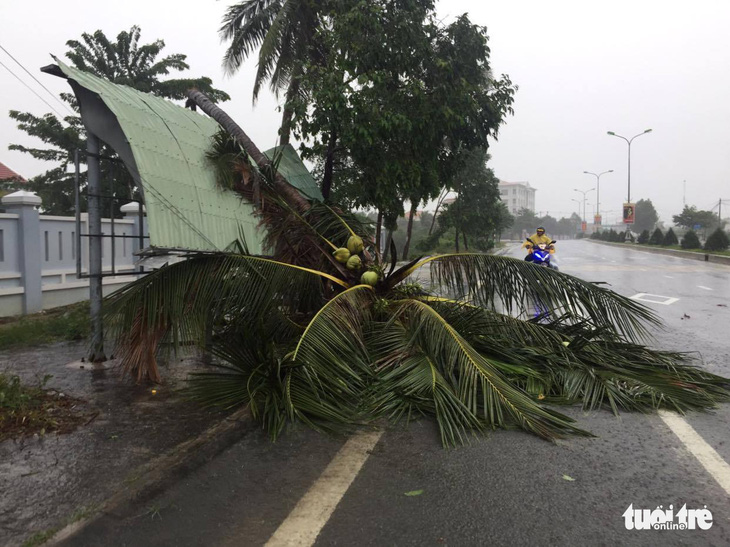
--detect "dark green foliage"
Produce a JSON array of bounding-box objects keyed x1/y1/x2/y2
[
  {"x1": 681, "y1": 229, "x2": 701, "y2": 249},
  {"x1": 634, "y1": 199, "x2": 659, "y2": 233},
  {"x1": 663, "y1": 228, "x2": 678, "y2": 245},
  {"x1": 648, "y1": 228, "x2": 664, "y2": 245},
  {"x1": 704, "y1": 228, "x2": 730, "y2": 251},
  {"x1": 673, "y1": 205, "x2": 721, "y2": 233},
  {"x1": 638, "y1": 230, "x2": 650, "y2": 244}
]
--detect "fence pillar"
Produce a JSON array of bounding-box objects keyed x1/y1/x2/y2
[
  {"x1": 120, "y1": 201, "x2": 146, "y2": 256},
  {"x1": 2, "y1": 190, "x2": 42, "y2": 314}
]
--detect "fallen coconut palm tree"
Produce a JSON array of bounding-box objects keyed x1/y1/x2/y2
[{"x1": 104, "y1": 92, "x2": 730, "y2": 446}]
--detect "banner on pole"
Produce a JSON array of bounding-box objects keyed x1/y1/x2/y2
[{"x1": 623, "y1": 203, "x2": 635, "y2": 224}]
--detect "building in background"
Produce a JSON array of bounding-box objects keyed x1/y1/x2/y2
[{"x1": 499, "y1": 180, "x2": 535, "y2": 215}]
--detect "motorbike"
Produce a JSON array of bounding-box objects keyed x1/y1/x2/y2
[{"x1": 524, "y1": 238, "x2": 558, "y2": 270}]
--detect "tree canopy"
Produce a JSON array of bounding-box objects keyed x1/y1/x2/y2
[
  {"x1": 633, "y1": 199, "x2": 659, "y2": 233},
  {"x1": 673, "y1": 205, "x2": 721, "y2": 233}
]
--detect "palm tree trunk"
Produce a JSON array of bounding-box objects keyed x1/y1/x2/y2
[
  {"x1": 402, "y1": 200, "x2": 418, "y2": 260},
  {"x1": 278, "y1": 80, "x2": 299, "y2": 146},
  {"x1": 321, "y1": 129, "x2": 337, "y2": 200},
  {"x1": 187, "y1": 89, "x2": 309, "y2": 212}
]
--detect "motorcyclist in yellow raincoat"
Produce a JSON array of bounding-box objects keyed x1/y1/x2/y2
[
  {"x1": 522, "y1": 226, "x2": 555, "y2": 253},
  {"x1": 522, "y1": 226, "x2": 558, "y2": 270}
]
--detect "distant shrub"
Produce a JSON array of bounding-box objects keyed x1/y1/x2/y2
[
  {"x1": 704, "y1": 228, "x2": 730, "y2": 251},
  {"x1": 648, "y1": 228, "x2": 664, "y2": 245},
  {"x1": 663, "y1": 228, "x2": 678, "y2": 246},
  {"x1": 681, "y1": 230, "x2": 701, "y2": 249},
  {"x1": 638, "y1": 230, "x2": 650, "y2": 244}
]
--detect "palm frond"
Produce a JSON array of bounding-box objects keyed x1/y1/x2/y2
[
  {"x1": 105, "y1": 253, "x2": 341, "y2": 382},
  {"x1": 390, "y1": 299, "x2": 590, "y2": 441},
  {"x1": 405, "y1": 253, "x2": 659, "y2": 342}
]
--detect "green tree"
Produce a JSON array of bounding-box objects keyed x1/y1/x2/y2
[
  {"x1": 8, "y1": 26, "x2": 229, "y2": 215},
  {"x1": 511, "y1": 208, "x2": 541, "y2": 239},
  {"x1": 637, "y1": 230, "x2": 650, "y2": 244},
  {"x1": 673, "y1": 205, "x2": 720, "y2": 234},
  {"x1": 433, "y1": 149, "x2": 508, "y2": 252},
  {"x1": 704, "y1": 228, "x2": 730, "y2": 251},
  {"x1": 289, "y1": 0, "x2": 516, "y2": 235},
  {"x1": 663, "y1": 227, "x2": 678, "y2": 245},
  {"x1": 634, "y1": 199, "x2": 659, "y2": 233},
  {"x1": 681, "y1": 230, "x2": 701, "y2": 249},
  {"x1": 219, "y1": 0, "x2": 323, "y2": 145},
  {"x1": 648, "y1": 227, "x2": 664, "y2": 245}
]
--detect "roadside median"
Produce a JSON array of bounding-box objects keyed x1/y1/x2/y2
[{"x1": 587, "y1": 239, "x2": 730, "y2": 266}]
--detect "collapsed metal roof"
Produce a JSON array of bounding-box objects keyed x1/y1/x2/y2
[{"x1": 45, "y1": 59, "x2": 321, "y2": 253}]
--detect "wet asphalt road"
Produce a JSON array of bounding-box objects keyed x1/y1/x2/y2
[{"x1": 63, "y1": 240, "x2": 730, "y2": 547}]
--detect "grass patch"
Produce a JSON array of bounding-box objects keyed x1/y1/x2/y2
[
  {"x1": 0, "y1": 373, "x2": 90, "y2": 442},
  {"x1": 20, "y1": 505, "x2": 97, "y2": 547},
  {"x1": 0, "y1": 302, "x2": 89, "y2": 351}
]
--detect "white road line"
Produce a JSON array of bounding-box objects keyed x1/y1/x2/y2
[
  {"x1": 664, "y1": 275, "x2": 674, "y2": 279},
  {"x1": 630, "y1": 293, "x2": 679, "y2": 305},
  {"x1": 698, "y1": 286, "x2": 713, "y2": 291},
  {"x1": 659, "y1": 411, "x2": 730, "y2": 497},
  {"x1": 266, "y1": 430, "x2": 383, "y2": 547}
]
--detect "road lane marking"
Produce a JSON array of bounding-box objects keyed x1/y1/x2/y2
[
  {"x1": 266, "y1": 430, "x2": 383, "y2": 547},
  {"x1": 658, "y1": 411, "x2": 730, "y2": 497},
  {"x1": 664, "y1": 275, "x2": 674, "y2": 279},
  {"x1": 630, "y1": 293, "x2": 679, "y2": 305},
  {"x1": 698, "y1": 286, "x2": 713, "y2": 291}
]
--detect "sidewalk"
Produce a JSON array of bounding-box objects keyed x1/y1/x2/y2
[{"x1": 0, "y1": 342, "x2": 252, "y2": 547}]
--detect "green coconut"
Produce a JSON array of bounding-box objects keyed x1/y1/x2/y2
[
  {"x1": 361, "y1": 271, "x2": 379, "y2": 286},
  {"x1": 347, "y1": 235, "x2": 364, "y2": 254},
  {"x1": 346, "y1": 255, "x2": 362, "y2": 270},
  {"x1": 333, "y1": 247, "x2": 351, "y2": 263}
]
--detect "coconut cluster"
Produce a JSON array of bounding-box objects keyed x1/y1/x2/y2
[{"x1": 332, "y1": 235, "x2": 380, "y2": 286}]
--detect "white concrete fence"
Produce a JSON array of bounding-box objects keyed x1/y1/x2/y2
[{"x1": 0, "y1": 190, "x2": 146, "y2": 317}]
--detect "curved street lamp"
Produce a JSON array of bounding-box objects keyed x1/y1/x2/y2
[
  {"x1": 583, "y1": 170, "x2": 613, "y2": 224},
  {"x1": 573, "y1": 188, "x2": 595, "y2": 223},
  {"x1": 606, "y1": 129, "x2": 652, "y2": 204}
]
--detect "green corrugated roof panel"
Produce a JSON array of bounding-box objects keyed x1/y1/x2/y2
[
  {"x1": 56, "y1": 60, "x2": 266, "y2": 253},
  {"x1": 263, "y1": 144, "x2": 323, "y2": 201}
]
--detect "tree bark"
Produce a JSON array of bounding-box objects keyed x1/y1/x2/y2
[
  {"x1": 375, "y1": 209, "x2": 383, "y2": 259},
  {"x1": 402, "y1": 200, "x2": 418, "y2": 261},
  {"x1": 187, "y1": 89, "x2": 309, "y2": 212},
  {"x1": 278, "y1": 79, "x2": 299, "y2": 146},
  {"x1": 321, "y1": 129, "x2": 338, "y2": 200},
  {"x1": 429, "y1": 187, "x2": 449, "y2": 235},
  {"x1": 463, "y1": 232, "x2": 468, "y2": 250},
  {"x1": 455, "y1": 226, "x2": 460, "y2": 252}
]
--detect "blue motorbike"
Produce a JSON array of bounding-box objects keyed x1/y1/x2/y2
[{"x1": 524, "y1": 238, "x2": 557, "y2": 270}]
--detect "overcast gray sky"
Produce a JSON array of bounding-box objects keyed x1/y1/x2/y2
[{"x1": 1, "y1": 0, "x2": 728, "y2": 224}]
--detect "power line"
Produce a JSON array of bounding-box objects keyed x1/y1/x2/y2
[
  {"x1": 0, "y1": 43, "x2": 74, "y2": 116},
  {"x1": 0, "y1": 59, "x2": 68, "y2": 120}
]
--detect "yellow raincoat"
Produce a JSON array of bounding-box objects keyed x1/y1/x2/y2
[{"x1": 522, "y1": 232, "x2": 555, "y2": 253}]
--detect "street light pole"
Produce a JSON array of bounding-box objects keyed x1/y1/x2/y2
[
  {"x1": 583, "y1": 169, "x2": 613, "y2": 223},
  {"x1": 573, "y1": 188, "x2": 595, "y2": 223},
  {"x1": 607, "y1": 129, "x2": 652, "y2": 204}
]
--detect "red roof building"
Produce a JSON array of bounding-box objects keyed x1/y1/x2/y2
[{"x1": 0, "y1": 161, "x2": 27, "y2": 182}]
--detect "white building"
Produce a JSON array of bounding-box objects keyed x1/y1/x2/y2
[{"x1": 499, "y1": 180, "x2": 536, "y2": 215}]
